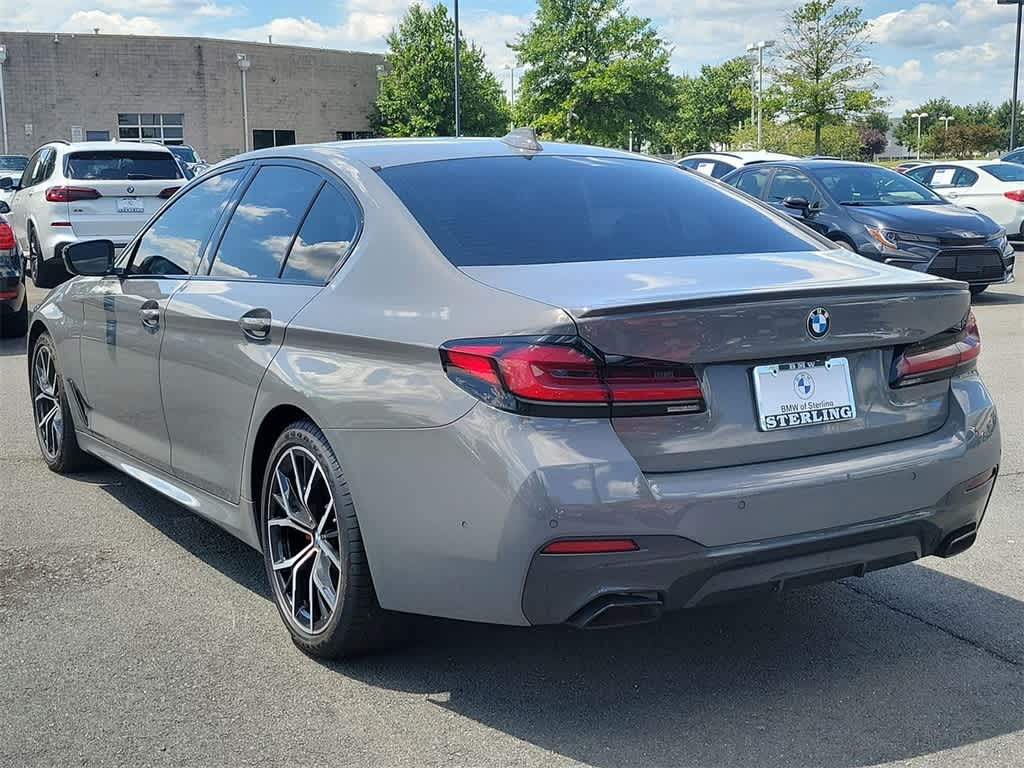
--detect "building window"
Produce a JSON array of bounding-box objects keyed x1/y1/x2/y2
[
  {"x1": 336, "y1": 131, "x2": 374, "y2": 141},
  {"x1": 118, "y1": 113, "x2": 185, "y2": 145},
  {"x1": 253, "y1": 129, "x2": 296, "y2": 150},
  {"x1": 86, "y1": 130, "x2": 110, "y2": 142}
]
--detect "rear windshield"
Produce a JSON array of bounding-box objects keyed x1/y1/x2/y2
[
  {"x1": 982, "y1": 163, "x2": 1024, "y2": 182},
  {"x1": 0, "y1": 156, "x2": 27, "y2": 171},
  {"x1": 379, "y1": 155, "x2": 821, "y2": 266},
  {"x1": 65, "y1": 150, "x2": 182, "y2": 181}
]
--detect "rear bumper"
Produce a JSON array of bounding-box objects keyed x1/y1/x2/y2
[
  {"x1": 325, "y1": 372, "x2": 1000, "y2": 627},
  {"x1": 0, "y1": 273, "x2": 25, "y2": 313}
]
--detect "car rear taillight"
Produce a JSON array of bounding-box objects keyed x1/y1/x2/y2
[
  {"x1": 541, "y1": 539, "x2": 639, "y2": 554},
  {"x1": 440, "y1": 338, "x2": 704, "y2": 417},
  {"x1": 45, "y1": 186, "x2": 101, "y2": 202},
  {"x1": 158, "y1": 187, "x2": 181, "y2": 199},
  {"x1": 0, "y1": 222, "x2": 15, "y2": 249},
  {"x1": 1005, "y1": 190, "x2": 1024, "y2": 202},
  {"x1": 891, "y1": 312, "x2": 981, "y2": 388}
]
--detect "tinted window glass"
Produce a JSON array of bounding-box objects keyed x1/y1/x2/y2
[
  {"x1": 66, "y1": 151, "x2": 182, "y2": 180},
  {"x1": 20, "y1": 152, "x2": 42, "y2": 187},
  {"x1": 281, "y1": 185, "x2": 360, "y2": 283},
  {"x1": 982, "y1": 163, "x2": 1024, "y2": 182},
  {"x1": 709, "y1": 162, "x2": 734, "y2": 179},
  {"x1": 0, "y1": 156, "x2": 27, "y2": 172},
  {"x1": 904, "y1": 167, "x2": 933, "y2": 185},
  {"x1": 210, "y1": 165, "x2": 321, "y2": 279},
  {"x1": 38, "y1": 150, "x2": 56, "y2": 182},
  {"x1": 1003, "y1": 151, "x2": 1024, "y2": 165},
  {"x1": 734, "y1": 168, "x2": 772, "y2": 198},
  {"x1": 817, "y1": 166, "x2": 943, "y2": 205},
  {"x1": 129, "y1": 169, "x2": 244, "y2": 276},
  {"x1": 766, "y1": 169, "x2": 820, "y2": 204},
  {"x1": 928, "y1": 167, "x2": 977, "y2": 187},
  {"x1": 381, "y1": 156, "x2": 819, "y2": 266},
  {"x1": 169, "y1": 146, "x2": 199, "y2": 164}
]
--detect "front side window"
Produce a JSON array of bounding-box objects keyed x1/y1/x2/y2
[
  {"x1": 281, "y1": 184, "x2": 360, "y2": 283},
  {"x1": 766, "y1": 169, "x2": 820, "y2": 204},
  {"x1": 209, "y1": 165, "x2": 321, "y2": 279},
  {"x1": 381, "y1": 156, "x2": 821, "y2": 267},
  {"x1": 734, "y1": 168, "x2": 773, "y2": 198},
  {"x1": 817, "y1": 166, "x2": 944, "y2": 205},
  {"x1": 65, "y1": 150, "x2": 182, "y2": 181},
  {"x1": 129, "y1": 169, "x2": 245, "y2": 276},
  {"x1": 904, "y1": 167, "x2": 933, "y2": 185}
]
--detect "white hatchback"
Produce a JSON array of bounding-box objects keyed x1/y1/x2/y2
[
  {"x1": 905, "y1": 160, "x2": 1024, "y2": 240},
  {"x1": 2, "y1": 141, "x2": 184, "y2": 288}
]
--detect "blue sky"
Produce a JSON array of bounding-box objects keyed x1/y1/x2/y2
[{"x1": 2, "y1": 0, "x2": 1019, "y2": 115}]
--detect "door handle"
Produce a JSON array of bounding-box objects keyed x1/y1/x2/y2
[
  {"x1": 239, "y1": 308, "x2": 272, "y2": 341},
  {"x1": 139, "y1": 302, "x2": 160, "y2": 329}
]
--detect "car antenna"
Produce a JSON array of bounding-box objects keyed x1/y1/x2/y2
[{"x1": 500, "y1": 127, "x2": 543, "y2": 153}]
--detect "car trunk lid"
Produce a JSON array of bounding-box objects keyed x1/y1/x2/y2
[{"x1": 461, "y1": 250, "x2": 969, "y2": 473}]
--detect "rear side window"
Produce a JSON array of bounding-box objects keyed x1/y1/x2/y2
[
  {"x1": 281, "y1": 185, "x2": 360, "y2": 283},
  {"x1": 129, "y1": 169, "x2": 245, "y2": 276},
  {"x1": 66, "y1": 150, "x2": 182, "y2": 181},
  {"x1": 982, "y1": 163, "x2": 1024, "y2": 182},
  {"x1": 209, "y1": 165, "x2": 321, "y2": 279},
  {"x1": 380, "y1": 156, "x2": 818, "y2": 267}
]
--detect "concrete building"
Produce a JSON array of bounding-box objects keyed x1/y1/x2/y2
[{"x1": 0, "y1": 31, "x2": 385, "y2": 163}]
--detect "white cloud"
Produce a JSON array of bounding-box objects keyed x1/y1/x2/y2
[
  {"x1": 881, "y1": 59, "x2": 924, "y2": 87},
  {"x1": 60, "y1": 10, "x2": 171, "y2": 35},
  {"x1": 227, "y1": 0, "x2": 417, "y2": 50},
  {"x1": 194, "y1": 4, "x2": 244, "y2": 19}
]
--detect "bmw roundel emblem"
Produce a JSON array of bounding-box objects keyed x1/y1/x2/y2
[
  {"x1": 126, "y1": 185, "x2": 135, "y2": 194},
  {"x1": 794, "y1": 371, "x2": 815, "y2": 399},
  {"x1": 807, "y1": 307, "x2": 830, "y2": 339}
]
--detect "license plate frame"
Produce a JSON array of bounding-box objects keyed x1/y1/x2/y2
[
  {"x1": 116, "y1": 197, "x2": 145, "y2": 214},
  {"x1": 752, "y1": 357, "x2": 857, "y2": 432}
]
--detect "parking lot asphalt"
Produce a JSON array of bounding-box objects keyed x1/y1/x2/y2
[{"x1": 1, "y1": 277, "x2": 1022, "y2": 768}]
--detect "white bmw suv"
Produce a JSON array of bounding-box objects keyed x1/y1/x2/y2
[{"x1": 2, "y1": 141, "x2": 184, "y2": 288}]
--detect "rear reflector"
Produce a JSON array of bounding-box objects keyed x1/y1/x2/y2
[
  {"x1": 159, "y1": 187, "x2": 181, "y2": 199},
  {"x1": 962, "y1": 467, "x2": 997, "y2": 492},
  {"x1": 892, "y1": 312, "x2": 981, "y2": 387},
  {"x1": 0, "y1": 222, "x2": 14, "y2": 249},
  {"x1": 45, "y1": 186, "x2": 101, "y2": 202},
  {"x1": 440, "y1": 338, "x2": 704, "y2": 417},
  {"x1": 0, "y1": 289, "x2": 17, "y2": 300},
  {"x1": 1004, "y1": 190, "x2": 1024, "y2": 202},
  {"x1": 542, "y1": 539, "x2": 639, "y2": 554}
]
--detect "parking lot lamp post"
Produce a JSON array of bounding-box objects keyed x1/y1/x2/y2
[
  {"x1": 999, "y1": 0, "x2": 1024, "y2": 149},
  {"x1": 454, "y1": 0, "x2": 461, "y2": 137},
  {"x1": 911, "y1": 112, "x2": 928, "y2": 160},
  {"x1": 236, "y1": 53, "x2": 251, "y2": 152},
  {"x1": 0, "y1": 45, "x2": 8, "y2": 154},
  {"x1": 746, "y1": 40, "x2": 775, "y2": 149}
]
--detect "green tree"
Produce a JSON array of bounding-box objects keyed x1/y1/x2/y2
[
  {"x1": 662, "y1": 58, "x2": 755, "y2": 152},
  {"x1": 511, "y1": 0, "x2": 675, "y2": 146},
  {"x1": 775, "y1": 0, "x2": 878, "y2": 153},
  {"x1": 944, "y1": 123, "x2": 1002, "y2": 158},
  {"x1": 893, "y1": 98, "x2": 955, "y2": 151},
  {"x1": 372, "y1": 4, "x2": 508, "y2": 137},
  {"x1": 730, "y1": 120, "x2": 861, "y2": 157}
]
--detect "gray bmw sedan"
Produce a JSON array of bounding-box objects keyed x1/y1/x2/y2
[{"x1": 28, "y1": 132, "x2": 1000, "y2": 658}]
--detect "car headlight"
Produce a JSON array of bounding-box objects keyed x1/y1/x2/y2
[{"x1": 865, "y1": 226, "x2": 900, "y2": 249}]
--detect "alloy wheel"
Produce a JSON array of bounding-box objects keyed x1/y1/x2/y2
[
  {"x1": 32, "y1": 344, "x2": 63, "y2": 460},
  {"x1": 266, "y1": 445, "x2": 343, "y2": 635}
]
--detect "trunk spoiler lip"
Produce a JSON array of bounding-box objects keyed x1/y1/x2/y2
[{"x1": 572, "y1": 281, "x2": 968, "y2": 319}]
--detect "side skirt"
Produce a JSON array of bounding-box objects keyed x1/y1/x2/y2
[{"x1": 77, "y1": 431, "x2": 263, "y2": 551}]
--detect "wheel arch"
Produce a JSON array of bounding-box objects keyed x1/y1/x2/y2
[{"x1": 248, "y1": 403, "x2": 316, "y2": 545}]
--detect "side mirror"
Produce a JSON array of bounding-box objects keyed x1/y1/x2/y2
[
  {"x1": 0, "y1": 177, "x2": 14, "y2": 191},
  {"x1": 782, "y1": 195, "x2": 812, "y2": 214},
  {"x1": 0, "y1": 201, "x2": 9, "y2": 214},
  {"x1": 63, "y1": 240, "x2": 116, "y2": 277}
]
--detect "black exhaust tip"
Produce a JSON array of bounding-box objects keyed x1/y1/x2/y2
[
  {"x1": 939, "y1": 524, "x2": 978, "y2": 558},
  {"x1": 567, "y1": 593, "x2": 664, "y2": 630}
]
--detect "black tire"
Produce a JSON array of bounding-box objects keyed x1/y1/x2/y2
[
  {"x1": 30, "y1": 333, "x2": 91, "y2": 473},
  {"x1": 0, "y1": 297, "x2": 28, "y2": 338},
  {"x1": 969, "y1": 285, "x2": 988, "y2": 297},
  {"x1": 260, "y1": 419, "x2": 407, "y2": 659},
  {"x1": 28, "y1": 228, "x2": 41, "y2": 286}
]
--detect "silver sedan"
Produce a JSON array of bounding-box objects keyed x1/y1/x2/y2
[{"x1": 27, "y1": 132, "x2": 1000, "y2": 658}]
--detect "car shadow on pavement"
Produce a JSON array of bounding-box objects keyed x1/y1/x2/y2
[
  {"x1": 100, "y1": 473, "x2": 1024, "y2": 768},
  {"x1": 972, "y1": 288, "x2": 1024, "y2": 305},
  {"x1": 0, "y1": 336, "x2": 28, "y2": 357}
]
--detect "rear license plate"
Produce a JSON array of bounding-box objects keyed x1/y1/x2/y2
[
  {"x1": 752, "y1": 358, "x2": 856, "y2": 431},
  {"x1": 116, "y1": 197, "x2": 145, "y2": 214}
]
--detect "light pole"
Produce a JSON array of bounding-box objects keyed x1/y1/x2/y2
[
  {"x1": 505, "y1": 64, "x2": 519, "y2": 130},
  {"x1": 999, "y1": 0, "x2": 1024, "y2": 150},
  {"x1": 939, "y1": 115, "x2": 953, "y2": 156},
  {"x1": 0, "y1": 45, "x2": 8, "y2": 154},
  {"x1": 911, "y1": 112, "x2": 928, "y2": 160},
  {"x1": 236, "y1": 53, "x2": 251, "y2": 152},
  {"x1": 453, "y1": 0, "x2": 461, "y2": 137},
  {"x1": 746, "y1": 40, "x2": 775, "y2": 149}
]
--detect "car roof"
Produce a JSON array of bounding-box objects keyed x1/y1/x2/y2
[
  {"x1": 230, "y1": 137, "x2": 660, "y2": 170},
  {"x1": 682, "y1": 150, "x2": 797, "y2": 163},
  {"x1": 910, "y1": 159, "x2": 1004, "y2": 168},
  {"x1": 739, "y1": 159, "x2": 876, "y2": 171},
  {"x1": 44, "y1": 141, "x2": 174, "y2": 154}
]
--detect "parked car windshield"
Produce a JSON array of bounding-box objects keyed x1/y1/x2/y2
[
  {"x1": 380, "y1": 155, "x2": 822, "y2": 267},
  {"x1": 0, "y1": 155, "x2": 28, "y2": 172},
  {"x1": 981, "y1": 163, "x2": 1024, "y2": 182},
  {"x1": 169, "y1": 146, "x2": 200, "y2": 164},
  {"x1": 65, "y1": 150, "x2": 182, "y2": 180},
  {"x1": 816, "y1": 165, "x2": 944, "y2": 206}
]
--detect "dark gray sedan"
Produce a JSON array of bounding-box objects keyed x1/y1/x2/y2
[{"x1": 27, "y1": 134, "x2": 1000, "y2": 658}]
